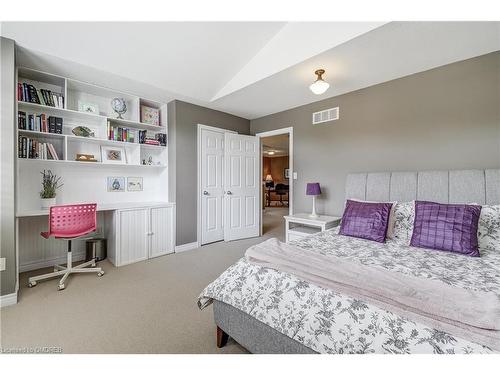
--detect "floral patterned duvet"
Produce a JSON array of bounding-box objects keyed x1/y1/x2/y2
[{"x1": 198, "y1": 229, "x2": 499, "y2": 354}]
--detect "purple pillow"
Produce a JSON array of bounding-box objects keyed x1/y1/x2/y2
[
  {"x1": 339, "y1": 200, "x2": 393, "y2": 243},
  {"x1": 410, "y1": 201, "x2": 482, "y2": 257}
]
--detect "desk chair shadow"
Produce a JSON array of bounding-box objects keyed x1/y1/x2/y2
[{"x1": 28, "y1": 204, "x2": 104, "y2": 291}]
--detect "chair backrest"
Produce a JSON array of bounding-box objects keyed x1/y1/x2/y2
[
  {"x1": 275, "y1": 184, "x2": 289, "y2": 194},
  {"x1": 48, "y1": 204, "x2": 97, "y2": 238}
]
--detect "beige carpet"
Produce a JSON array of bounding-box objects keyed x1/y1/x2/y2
[{"x1": 0, "y1": 207, "x2": 288, "y2": 354}]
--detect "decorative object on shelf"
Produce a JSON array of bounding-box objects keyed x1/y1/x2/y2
[
  {"x1": 284, "y1": 168, "x2": 290, "y2": 179},
  {"x1": 40, "y1": 169, "x2": 63, "y2": 209},
  {"x1": 110, "y1": 97, "x2": 127, "y2": 119},
  {"x1": 127, "y1": 177, "x2": 143, "y2": 191},
  {"x1": 107, "y1": 177, "x2": 125, "y2": 192},
  {"x1": 78, "y1": 101, "x2": 99, "y2": 114},
  {"x1": 142, "y1": 156, "x2": 154, "y2": 165},
  {"x1": 72, "y1": 125, "x2": 95, "y2": 138},
  {"x1": 140, "y1": 105, "x2": 160, "y2": 126},
  {"x1": 306, "y1": 182, "x2": 321, "y2": 218},
  {"x1": 156, "y1": 133, "x2": 167, "y2": 146},
  {"x1": 100, "y1": 145, "x2": 127, "y2": 164},
  {"x1": 309, "y1": 69, "x2": 330, "y2": 95},
  {"x1": 76, "y1": 153, "x2": 97, "y2": 162}
]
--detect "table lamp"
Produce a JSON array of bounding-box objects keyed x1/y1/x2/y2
[
  {"x1": 265, "y1": 174, "x2": 274, "y2": 188},
  {"x1": 306, "y1": 182, "x2": 321, "y2": 218}
]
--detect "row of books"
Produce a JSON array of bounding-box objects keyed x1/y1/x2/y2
[
  {"x1": 18, "y1": 136, "x2": 60, "y2": 160},
  {"x1": 18, "y1": 111, "x2": 63, "y2": 133},
  {"x1": 18, "y1": 82, "x2": 64, "y2": 108},
  {"x1": 107, "y1": 121, "x2": 138, "y2": 143}
]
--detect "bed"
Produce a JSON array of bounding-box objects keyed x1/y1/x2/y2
[{"x1": 198, "y1": 169, "x2": 500, "y2": 354}]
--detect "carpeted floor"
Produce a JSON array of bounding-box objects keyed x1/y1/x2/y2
[{"x1": 0, "y1": 207, "x2": 288, "y2": 354}]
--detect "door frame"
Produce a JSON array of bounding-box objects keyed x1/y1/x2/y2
[
  {"x1": 197, "y1": 124, "x2": 237, "y2": 246},
  {"x1": 256, "y1": 127, "x2": 294, "y2": 236}
]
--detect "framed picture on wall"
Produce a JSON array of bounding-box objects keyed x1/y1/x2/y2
[
  {"x1": 284, "y1": 168, "x2": 290, "y2": 179},
  {"x1": 127, "y1": 177, "x2": 143, "y2": 191},
  {"x1": 107, "y1": 177, "x2": 125, "y2": 192}
]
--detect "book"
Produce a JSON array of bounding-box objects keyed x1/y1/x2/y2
[
  {"x1": 48, "y1": 116, "x2": 56, "y2": 133},
  {"x1": 28, "y1": 85, "x2": 40, "y2": 104},
  {"x1": 18, "y1": 111, "x2": 26, "y2": 130},
  {"x1": 55, "y1": 117, "x2": 63, "y2": 134}
]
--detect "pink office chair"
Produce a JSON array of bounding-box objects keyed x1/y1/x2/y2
[{"x1": 28, "y1": 203, "x2": 104, "y2": 290}]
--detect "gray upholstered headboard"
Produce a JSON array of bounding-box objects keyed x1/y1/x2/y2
[{"x1": 346, "y1": 169, "x2": 500, "y2": 205}]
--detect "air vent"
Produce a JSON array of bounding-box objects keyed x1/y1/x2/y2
[{"x1": 312, "y1": 107, "x2": 339, "y2": 125}]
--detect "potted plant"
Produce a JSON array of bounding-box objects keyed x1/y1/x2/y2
[{"x1": 40, "y1": 170, "x2": 63, "y2": 209}]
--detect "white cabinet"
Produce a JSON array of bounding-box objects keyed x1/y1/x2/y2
[
  {"x1": 149, "y1": 206, "x2": 175, "y2": 258},
  {"x1": 107, "y1": 204, "x2": 175, "y2": 266}
]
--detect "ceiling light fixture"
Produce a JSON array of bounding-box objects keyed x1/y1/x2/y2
[
  {"x1": 309, "y1": 69, "x2": 330, "y2": 95},
  {"x1": 268, "y1": 151, "x2": 275, "y2": 155}
]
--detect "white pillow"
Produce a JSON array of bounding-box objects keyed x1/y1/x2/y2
[
  {"x1": 390, "y1": 201, "x2": 415, "y2": 245},
  {"x1": 478, "y1": 204, "x2": 500, "y2": 253}
]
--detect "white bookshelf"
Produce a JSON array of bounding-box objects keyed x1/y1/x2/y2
[{"x1": 16, "y1": 66, "x2": 170, "y2": 214}]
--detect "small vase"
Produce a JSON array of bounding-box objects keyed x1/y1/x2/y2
[{"x1": 41, "y1": 197, "x2": 56, "y2": 210}]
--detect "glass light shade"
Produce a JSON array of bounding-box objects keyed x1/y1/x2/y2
[{"x1": 309, "y1": 79, "x2": 330, "y2": 95}]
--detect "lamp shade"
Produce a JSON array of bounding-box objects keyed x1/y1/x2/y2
[
  {"x1": 265, "y1": 174, "x2": 273, "y2": 181},
  {"x1": 306, "y1": 182, "x2": 321, "y2": 196}
]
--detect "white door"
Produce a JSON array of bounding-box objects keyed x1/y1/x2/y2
[
  {"x1": 200, "y1": 128, "x2": 225, "y2": 244},
  {"x1": 118, "y1": 209, "x2": 149, "y2": 266},
  {"x1": 224, "y1": 133, "x2": 260, "y2": 241},
  {"x1": 150, "y1": 206, "x2": 175, "y2": 258}
]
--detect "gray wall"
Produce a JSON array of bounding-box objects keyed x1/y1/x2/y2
[
  {"x1": 169, "y1": 100, "x2": 250, "y2": 246},
  {"x1": 251, "y1": 52, "x2": 500, "y2": 217},
  {"x1": 1, "y1": 37, "x2": 16, "y2": 296}
]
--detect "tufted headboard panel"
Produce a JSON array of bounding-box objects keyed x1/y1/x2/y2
[{"x1": 345, "y1": 169, "x2": 500, "y2": 205}]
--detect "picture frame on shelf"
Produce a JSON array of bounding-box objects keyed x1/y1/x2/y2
[
  {"x1": 100, "y1": 145, "x2": 127, "y2": 164},
  {"x1": 107, "y1": 177, "x2": 125, "y2": 192},
  {"x1": 140, "y1": 105, "x2": 160, "y2": 126},
  {"x1": 78, "y1": 101, "x2": 99, "y2": 114},
  {"x1": 127, "y1": 177, "x2": 143, "y2": 192}
]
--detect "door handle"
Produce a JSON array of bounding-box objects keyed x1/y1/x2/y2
[
  {"x1": 203, "y1": 191, "x2": 209, "y2": 195},
  {"x1": 226, "y1": 191, "x2": 233, "y2": 195}
]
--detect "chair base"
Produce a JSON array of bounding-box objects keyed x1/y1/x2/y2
[{"x1": 28, "y1": 252, "x2": 104, "y2": 290}]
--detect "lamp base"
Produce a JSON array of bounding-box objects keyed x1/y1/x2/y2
[{"x1": 309, "y1": 195, "x2": 319, "y2": 218}]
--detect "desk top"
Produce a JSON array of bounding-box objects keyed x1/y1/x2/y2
[{"x1": 17, "y1": 201, "x2": 175, "y2": 217}]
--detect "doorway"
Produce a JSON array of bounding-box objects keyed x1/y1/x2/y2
[{"x1": 256, "y1": 127, "x2": 293, "y2": 237}]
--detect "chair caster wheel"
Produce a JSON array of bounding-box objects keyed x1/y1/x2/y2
[
  {"x1": 97, "y1": 271, "x2": 104, "y2": 277},
  {"x1": 58, "y1": 284, "x2": 65, "y2": 290},
  {"x1": 28, "y1": 281, "x2": 37, "y2": 288}
]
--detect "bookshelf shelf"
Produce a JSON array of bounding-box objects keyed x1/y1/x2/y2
[
  {"x1": 18, "y1": 158, "x2": 167, "y2": 169},
  {"x1": 18, "y1": 101, "x2": 105, "y2": 125}
]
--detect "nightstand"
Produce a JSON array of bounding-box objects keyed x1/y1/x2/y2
[{"x1": 284, "y1": 213, "x2": 341, "y2": 243}]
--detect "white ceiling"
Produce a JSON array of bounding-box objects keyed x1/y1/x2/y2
[{"x1": 2, "y1": 21, "x2": 499, "y2": 119}]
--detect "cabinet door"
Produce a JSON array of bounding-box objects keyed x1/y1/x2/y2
[
  {"x1": 118, "y1": 209, "x2": 149, "y2": 265},
  {"x1": 150, "y1": 206, "x2": 175, "y2": 258}
]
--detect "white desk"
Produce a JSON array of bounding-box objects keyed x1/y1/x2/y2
[
  {"x1": 16, "y1": 201, "x2": 176, "y2": 273},
  {"x1": 16, "y1": 201, "x2": 175, "y2": 217}
]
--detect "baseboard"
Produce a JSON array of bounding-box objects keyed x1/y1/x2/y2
[
  {"x1": 0, "y1": 292, "x2": 18, "y2": 307},
  {"x1": 19, "y1": 251, "x2": 86, "y2": 273},
  {"x1": 175, "y1": 241, "x2": 199, "y2": 253}
]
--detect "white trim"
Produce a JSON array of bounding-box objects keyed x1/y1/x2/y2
[
  {"x1": 175, "y1": 241, "x2": 199, "y2": 253},
  {"x1": 196, "y1": 124, "x2": 237, "y2": 246},
  {"x1": 0, "y1": 292, "x2": 18, "y2": 307},
  {"x1": 19, "y1": 251, "x2": 86, "y2": 273},
  {"x1": 256, "y1": 127, "x2": 294, "y2": 236}
]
